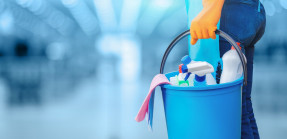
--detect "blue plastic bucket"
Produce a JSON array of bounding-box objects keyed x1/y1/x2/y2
[
  {"x1": 159, "y1": 30, "x2": 247, "y2": 139},
  {"x1": 161, "y1": 71, "x2": 242, "y2": 139}
]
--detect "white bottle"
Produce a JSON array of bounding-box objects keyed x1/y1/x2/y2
[
  {"x1": 187, "y1": 74, "x2": 195, "y2": 87},
  {"x1": 178, "y1": 73, "x2": 187, "y2": 81},
  {"x1": 220, "y1": 46, "x2": 246, "y2": 84},
  {"x1": 206, "y1": 73, "x2": 216, "y2": 85},
  {"x1": 170, "y1": 76, "x2": 179, "y2": 86}
]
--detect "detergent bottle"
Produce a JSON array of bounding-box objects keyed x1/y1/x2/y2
[
  {"x1": 206, "y1": 73, "x2": 217, "y2": 85},
  {"x1": 169, "y1": 75, "x2": 179, "y2": 86},
  {"x1": 220, "y1": 43, "x2": 246, "y2": 84}
]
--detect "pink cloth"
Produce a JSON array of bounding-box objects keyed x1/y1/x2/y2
[{"x1": 135, "y1": 74, "x2": 170, "y2": 122}]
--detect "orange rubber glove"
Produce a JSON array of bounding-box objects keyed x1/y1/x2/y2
[{"x1": 190, "y1": 0, "x2": 225, "y2": 45}]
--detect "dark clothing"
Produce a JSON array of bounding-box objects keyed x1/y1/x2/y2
[{"x1": 220, "y1": 0, "x2": 266, "y2": 138}]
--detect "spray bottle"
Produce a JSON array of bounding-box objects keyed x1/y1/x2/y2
[
  {"x1": 184, "y1": 62, "x2": 216, "y2": 86},
  {"x1": 181, "y1": 61, "x2": 216, "y2": 86}
]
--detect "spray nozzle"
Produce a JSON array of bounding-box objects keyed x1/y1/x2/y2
[
  {"x1": 188, "y1": 62, "x2": 214, "y2": 76},
  {"x1": 178, "y1": 61, "x2": 214, "y2": 81},
  {"x1": 191, "y1": 62, "x2": 214, "y2": 82}
]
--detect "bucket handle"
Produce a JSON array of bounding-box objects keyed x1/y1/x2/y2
[{"x1": 159, "y1": 29, "x2": 248, "y2": 86}]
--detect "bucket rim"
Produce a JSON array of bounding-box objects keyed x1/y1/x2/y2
[{"x1": 162, "y1": 71, "x2": 243, "y2": 91}]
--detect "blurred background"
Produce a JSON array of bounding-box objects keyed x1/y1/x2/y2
[{"x1": 0, "y1": 0, "x2": 286, "y2": 138}]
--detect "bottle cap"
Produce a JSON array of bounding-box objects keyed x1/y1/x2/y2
[
  {"x1": 195, "y1": 75, "x2": 206, "y2": 82},
  {"x1": 231, "y1": 42, "x2": 241, "y2": 50},
  {"x1": 181, "y1": 55, "x2": 191, "y2": 65}
]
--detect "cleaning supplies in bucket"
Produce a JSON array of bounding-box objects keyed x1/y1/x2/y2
[
  {"x1": 170, "y1": 55, "x2": 216, "y2": 87},
  {"x1": 220, "y1": 43, "x2": 246, "y2": 84},
  {"x1": 194, "y1": 73, "x2": 217, "y2": 87},
  {"x1": 136, "y1": 30, "x2": 247, "y2": 139},
  {"x1": 178, "y1": 73, "x2": 189, "y2": 86},
  {"x1": 169, "y1": 73, "x2": 193, "y2": 87},
  {"x1": 169, "y1": 74, "x2": 195, "y2": 87}
]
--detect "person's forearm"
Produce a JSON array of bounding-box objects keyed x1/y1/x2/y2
[
  {"x1": 189, "y1": 0, "x2": 225, "y2": 45},
  {"x1": 202, "y1": 0, "x2": 225, "y2": 9},
  {"x1": 201, "y1": 0, "x2": 225, "y2": 20}
]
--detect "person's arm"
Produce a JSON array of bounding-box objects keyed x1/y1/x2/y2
[{"x1": 190, "y1": 0, "x2": 225, "y2": 45}]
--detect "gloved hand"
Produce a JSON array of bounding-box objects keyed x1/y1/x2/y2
[{"x1": 190, "y1": 0, "x2": 225, "y2": 45}]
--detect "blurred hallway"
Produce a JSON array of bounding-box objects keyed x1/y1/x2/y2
[{"x1": 0, "y1": 0, "x2": 286, "y2": 138}]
